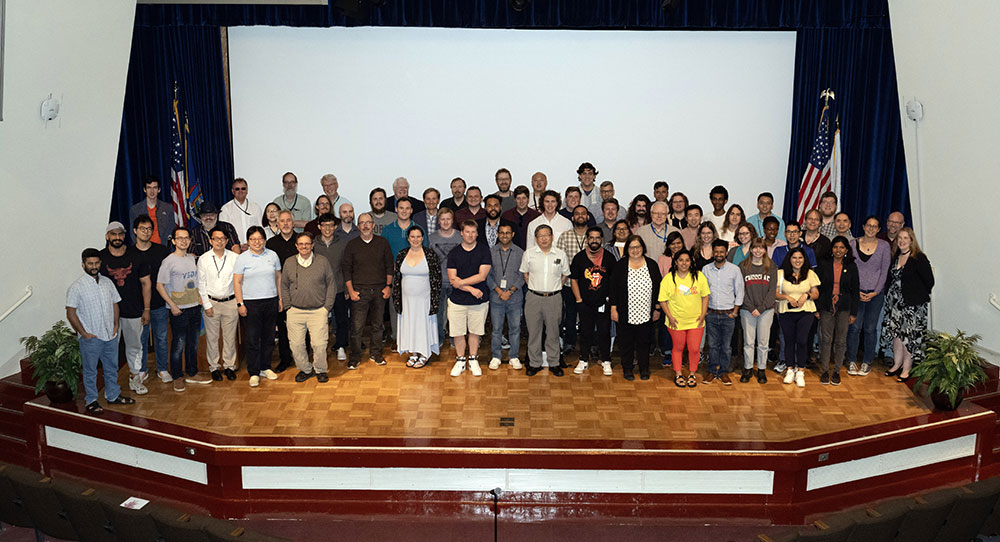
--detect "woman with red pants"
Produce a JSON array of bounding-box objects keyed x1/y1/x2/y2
[{"x1": 658, "y1": 250, "x2": 710, "y2": 388}]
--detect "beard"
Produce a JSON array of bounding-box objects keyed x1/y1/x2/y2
[
  {"x1": 109, "y1": 238, "x2": 125, "y2": 248},
  {"x1": 636, "y1": 209, "x2": 648, "y2": 218},
  {"x1": 372, "y1": 202, "x2": 385, "y2": 214},
  {"x1": 201, "y1": 217, "x2": 217, "y2": 230},
  {"x1": 487, "y1": 209, "x2": 500, "y2": 220},
  {"x1": 587, "y1": 241, "x2": 603, "y2": 252}
]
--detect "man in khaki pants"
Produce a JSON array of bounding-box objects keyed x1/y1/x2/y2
[
  {"x1": 197, "y1": 227, "x2": 240, "y2": 381},
  {"x1": 280, "y1": 232, "x2": 336, "y2": 383}
]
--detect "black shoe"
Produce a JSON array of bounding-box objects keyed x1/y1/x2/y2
[
  {"x1": 224, "y1": 368, "x2": 236, "y2": 381},
  {"x1": 885, "y1": 367, "x2": 902, "y2": 377},
  {"x1": 640, "y1": 373, "x2": 650, "y2": 381},
  {"x1": 347, "y1": 361, "x2": 359, "y2": 370},
  {"x1": 756, "y1": 370, "x2": 767, "y2": 384},
  {"x1": 739, "y1": 369, "x2": 751, "y2": 383},
  {"x1": 624, "y1": 373, "x2": 635, "y2": 381},
  {"x1": 820, "y1": 371, "x2": 830, "y2": 384},
  {"x1": 549, "y1": 366, "x2": 564, "y2": 377},
  {"x1": 294, "y1": 371, "x2": 315, "y2": 382},
  {"x1": 525, "y1": 366, "x2": 540, "y2": 376},
  {"x1": 831, "y1": 371, "x2": 841, "y2": 386},
  {"x1": 211, "y1": 370, "x2": 223, "y2": 381},
  {"x1": 274, "y1": 361, "x2": 293, "y2": 373},
  {"x1": 316, "y1": 372, "x2": 329, "y2": 383},
  {"x1": 373, "y1": 358, "x2": 387, "y2": 366}
]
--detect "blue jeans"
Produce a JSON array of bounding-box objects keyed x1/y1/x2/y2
[
  {"x1": 140, "y1": 305, "x2": 169, "y2": 373},
  {"x1": 705, "y1": 311, "x2": 736, "y2": 376},
  {"x1": 79, "y1": 336, "x2": 121, "y2": 405},
  {"x1": 846, "y1": 290, "x2": 885, "y2": 365},
  {"x1": 490, "y1": 291, "x2": 523, "y2": 359},
  {"x1": 169, "y1": 306, "x2": 202, "y2": 379}
]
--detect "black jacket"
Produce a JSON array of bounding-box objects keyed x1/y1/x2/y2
[
  {"x1": 892, "y1": 251, "x2": 934, "y2": 306},
  {"x1": 391, "y1": 247, "x2": 442, "y2": 315},
  {"x1": 608, "y1": 256, "x2": 662, "y2": 325},
  {"x1": 815, "y1": 258, "x2": 860, "y2": 315}
]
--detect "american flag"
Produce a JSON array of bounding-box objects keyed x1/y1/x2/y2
[
  {"x1": 168, "y1": 92, "x2": 189, "y2": 226},
  {"x1": 796, "y1": 103, "x2": 841, "y2": 223}
]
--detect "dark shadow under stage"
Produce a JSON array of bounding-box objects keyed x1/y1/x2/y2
[{"x1": 7, "y1": 348, "x2": 1000, "y2": 524}]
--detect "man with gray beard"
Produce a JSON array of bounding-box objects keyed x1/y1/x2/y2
[{"x1": 190, "y1": 201, "x2": 240, "y2": 259}]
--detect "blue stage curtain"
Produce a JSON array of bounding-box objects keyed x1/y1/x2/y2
[
  {"x1": 117, "y1": 0, "x2": 909, "y2": 233},
  {"x1": 781, "y1": 27, "x2": 911, "y2": 231},
  {"x1": 111, "y1": 26, "x2": 233, "y2": 229}
]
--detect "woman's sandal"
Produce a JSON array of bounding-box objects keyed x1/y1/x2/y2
[
  {"x1": 107, "y1": 396, "x2": 135, "y2": 406},
  {"x1": 85, "y1": 402, "x2": 104, "y2": 415},
  {"x1": 413, "y1": 356, "x2": 428, "y2": 369},
  {"x1": 406, "y1": 355, "x2": 418, "y2": 367},
  {"x1": 674, "y1": 375, "x2": 687, "y2": 388},
  {"x1": 687, "y1": 375, "x2": 698, "y2": 388}
]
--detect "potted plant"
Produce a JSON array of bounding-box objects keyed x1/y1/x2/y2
[
  {"x1": 20, "y1": 321, "x2": 82, "y2": 403},
  {"x1": 911, "y1": 330, "x2": 989, "y2": 411}
]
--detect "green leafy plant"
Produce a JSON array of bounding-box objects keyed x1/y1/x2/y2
[
  {"x1": 20, "y1": 321, "x2": 82, "y2": 395},
  {"x1": 910, "y1": 330, "x2": 989, "y2": 409}
]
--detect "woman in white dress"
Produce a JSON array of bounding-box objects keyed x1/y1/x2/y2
[{"x1": 391, "y1": 226, "x2": 441, "y2": 368}]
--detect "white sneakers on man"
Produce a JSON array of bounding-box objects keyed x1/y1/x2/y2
[
  {"x1": 574, "y1": 360, "x2": 588, "y2": 374},
  {"x1": 783, "y1": 368, "x2": 796, "y2": 384},
  {"x1": 249, "y1": 375, "x2": 260, "y2": 387},
  {"x1": 795, "y1": 370, "x2": 806, "y2": 388},
  {"x1": 450, "y1": 357, "x2": 467, "y2": 376},
  {"x1": 336, "y1": 347, "x2": 347, "y2": 361},
  {"x1": 158, "y1": 370, "x2": 173, "y2": 383},
  {"x1": 601, "y1": 361, "x2": 613, "y2": 376},
  {"x1": 489, "y1": 357, "x2": 502, "y2": 370},
  {"x1": 260, "y1": 369, "x2": 278, "y2": 380},
  {"x1": 468, "y1": 357, "x2": 483, "y2": 376},
  {"x1": 129, "y1": 374, "x2": 148, "y2": 395},
  {"x1": 509, "y1": 358, "x2": 523, "y2": 370}
]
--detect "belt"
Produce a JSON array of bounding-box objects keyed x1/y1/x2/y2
[
  {"x1": 529, "y1": 289, "x2": 561, "y2": 297},
  {"x1": 209, "y1": 295, "x2": 236, "y2": 303},
  {"x1": 709, "y1": 308, "x2": 734, "y2": 314}
]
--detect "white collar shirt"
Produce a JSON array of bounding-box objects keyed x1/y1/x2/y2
[
  {"x1": 197, "y1": 249, "x2": 238, "y2": 308},
  {"x1": 519, "y1": 246, "x2": 570, "y2": 293}
]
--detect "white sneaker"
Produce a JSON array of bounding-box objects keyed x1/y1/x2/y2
[
  {"x1": 489, "y1": 357, "x2": 502, "y2": 370},
  {"x1": 783, "y1": 368, "x2": 796, "y2": 384},
  {"x1": 469, "y1": 357, "x2": 483, "y2": 376},
  {"x1": 795, "y1": 370, "x2": 806, "y2": 388},
  {"x1": 139, "y1": 371, "x2": 149, "y2": 382},
  {"x1": 846, "y1": 362, "x2": 859, "y2": 376},
  {"x1": 450, "y1": 358, "x2": 466, "y2": 377},
  {"x1": 261, "y1": 369, "x2": 278, "y2": 381},
  {"x1": 249, "y1": 375, "x2": 260, "y2": 387},
  {"x1": 574, "y1": 360, "x2": 588, "y2": 374},
  {"x1": 509, "y1": 358, "x2": 523, "y2": 370},
  {"x1": 601, "y1": 361, "x2": 613, "y2": 376},
  {"x1": 129, "y1": 374, "x2": 148, "y2": 395},
  {"x1": 337, "y1": 347, "x2": 347, "y2": 361},
  {"x1": 158, "y1": 370, "x2": 173, "y2": 383}
]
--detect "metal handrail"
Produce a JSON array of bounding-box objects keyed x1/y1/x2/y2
[{"x1": 0, "y1": 286, "x2": 32, "y2": 323}]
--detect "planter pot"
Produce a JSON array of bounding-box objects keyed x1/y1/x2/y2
[
  {"x1": 930, "y1": 389, "x2": 963, "y2": 411},
  {"x1": 43, "y1": 380, "x2": 74, "y2": 404}
]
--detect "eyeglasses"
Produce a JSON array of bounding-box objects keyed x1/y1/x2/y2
[
  {"x1": 864, "y1": 223, "x2": 880, "y2": 229},
  {"x1": 233, "y1": 187, "x2": 247, "y2": 192},
  {"x1": 136, "y1": 226, "x2": 152, "y2": 232},
  {"x1": 296, "y1": 242, "x2": 313, "y2": 247}
]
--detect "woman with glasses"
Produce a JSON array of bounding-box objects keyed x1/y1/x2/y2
[
  {"x1": 304, "y1": 195, "x2": 334, "y2": 237},
  {"x1": 261, "y1": 203, "x2": 281, "y2": 240},
  {"x1": 727, "y1": 224, "x2": 757, "y2": 266},
  {"x1": 845, "y1": 216, "x2": 892, "y2": 377},
  {"x1": 609, "y1": 235, "x2": 662, "y2": 380},
  {"x1": 692, "y1": 222, "x2": 719, "y2": 270}
]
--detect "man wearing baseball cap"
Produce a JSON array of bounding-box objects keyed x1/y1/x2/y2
[{"x1": 99, "y1": 221, "x2": 152, "y2": 395}]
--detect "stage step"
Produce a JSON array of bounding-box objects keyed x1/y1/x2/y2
[
  {"x1": 0, "y1": 406, "x2": 25, "y2": 441},
  {"x1": 0, "y1": 432, "x2": 31, "y2": 467}
]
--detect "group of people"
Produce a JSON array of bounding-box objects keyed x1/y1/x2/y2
[{"x1": 66, "y1": 165, "x2": 934, "y2": 414}]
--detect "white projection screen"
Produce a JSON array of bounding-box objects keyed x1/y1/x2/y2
[{"x1": 228, "y1": 27, "x2": 795, "y2": 212}]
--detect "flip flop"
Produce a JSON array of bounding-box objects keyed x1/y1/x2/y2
[{"x1": 107, "y1": 396, "x2": 135, "y2": 406}]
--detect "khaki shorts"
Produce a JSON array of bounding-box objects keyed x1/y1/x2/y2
[{"x1": 448, "y1": 300, "x2": 488, "y2": 337}]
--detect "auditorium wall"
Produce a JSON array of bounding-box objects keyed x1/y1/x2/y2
[
  {"x1": 0, "y1": 0, "x2": 136, "y2": 376},
  {"x1": 888, "y1": 0, "x2": 1000, "y2": 358}
]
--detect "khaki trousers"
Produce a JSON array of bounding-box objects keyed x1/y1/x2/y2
[
  {"x1": 204, "y1": 299, "x2": 238, "y2": 370},
  {"x1": 287, "y1": 307, "x2": 329, "y2": 373}
]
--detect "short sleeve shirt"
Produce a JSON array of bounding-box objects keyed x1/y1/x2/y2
[
  {"x1": 777, "y1": 269, "x2": 821, "y2": 313},
  {"x1": 569, "y1": 250, "x2": 614, "y2": 308},
  {"x1": 233, "y1": 249, "x2": 282, "y2": 300},
  {"x1": 447, "y1": 242, "x2": 492, "y2": 306},
  {"x1": 658, "y1": 271, "x2": 711, "y2": 330},
  {"x1": 99, "y1": 247, "x2": 149, "y2": 319},
  {"x1": 156, "y1": 253, "x2": 200, "y2": 309},
  {"x1": 66, "y1": 274, "x2": 121, "y2": 340}
]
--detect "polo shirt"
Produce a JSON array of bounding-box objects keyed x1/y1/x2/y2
[
  {"x1": 519, "y1": 246, "x2": 570, "y2": 293},
  {"x1": 233, "y1": 248, "x2": 281, "y2": 300}
]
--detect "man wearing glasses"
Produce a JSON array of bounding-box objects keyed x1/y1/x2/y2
[
  {"x1": 197, "y1": 227, "x2": 240, "y2": 381},
  {"x1": 273, "y1": 171, "x2": 311, "y2": 231},
  {"x1": 280, "y1": 232, "x2": 336, "y2": 383},
  {"x1": 879, "y1": 212, "x2": 906, "y2": 244},
  {"x1": 342, "y1": 213, "x2": 395, "y2": 369},
  {"x1": 220, "y1": 177, "x2": 261, "y2": 251}
]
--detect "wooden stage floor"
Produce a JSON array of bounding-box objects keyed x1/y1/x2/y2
[{"x1": 104, "y1": 344, "x2": 930, "y2": 446}]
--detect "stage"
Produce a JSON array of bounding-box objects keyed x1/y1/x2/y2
[{"x1": 8, "y1": 346, "x2": 1000, "y2": 524}]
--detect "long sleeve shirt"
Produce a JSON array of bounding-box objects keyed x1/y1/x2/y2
[
  {"x1": 487, "y1": 244, "x2": 526, "y2": 300},
  {"x1": 852, "y1": 238, "x2": 891, "y2": 293},
  {"x1": 342, "y1": 235, "x2": 394, "y2": 289},
  {"x1": 196, "y1": 249, "x2": 237, "y2": 308},
  {"x1": 701, "y1": 260, "x2": 745, "y2": 310}
]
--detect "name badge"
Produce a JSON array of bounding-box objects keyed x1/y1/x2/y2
[{"x1": 500, "y1": 279, "x2": 508, "y2": 289}]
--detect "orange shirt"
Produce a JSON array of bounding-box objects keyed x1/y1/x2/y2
[{"x1": 147, "y1": 204, "x2": 161, "y2": 244}]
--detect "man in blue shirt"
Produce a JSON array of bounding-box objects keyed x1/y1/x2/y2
[
  {"x1": 747, "y1": 192, "x2": 785, "y2": 243},
  {"x1": 486, "y1": 224, "x2": 525, "y2": 370},
  {"x1": 771, "y1": 221, "x2": 817, "y2": 268},
  {"x1": 702, "y1": 239, "x2": 745, "y2": 385}
]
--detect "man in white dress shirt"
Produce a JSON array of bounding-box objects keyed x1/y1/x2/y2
[
  {"x1": 525, "y1": 190, "x2": 571, "y2": 251},
  {"x1": 520, "y1": 224, "x2": 571, "y2": 377},
  {"x1": 219, "y1": 177, "x2": 261, "y2": 251},
  {"x1": 197, "y1": 226, "x2": 239, "y2": 381}
]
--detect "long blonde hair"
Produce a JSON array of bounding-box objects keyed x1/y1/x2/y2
[{"x1": 892, "y1": 227, "x2": 923, "y2": 259}]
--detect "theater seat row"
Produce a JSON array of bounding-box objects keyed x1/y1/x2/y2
[
  {"x1": 0, "y1": 462, "x2": 289, "y2": 542},
  {"x1": 758, "y1": 476, "x2": 1000, "y2": 542}
]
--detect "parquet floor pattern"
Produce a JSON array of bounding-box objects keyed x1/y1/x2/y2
[{"x1": 109, "y1": 341, "x2": 929, "y2": 443}]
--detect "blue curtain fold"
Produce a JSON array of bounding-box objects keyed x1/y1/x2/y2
[
  {"x1": 112, "y1": 26, "x2": 233, "y2": 228},
  {"x1": 116, "y1": 0, "x2": 909, "y2": 232},
  {"x1": 781, "y1": 27, "x2": 910, "y2": 229}
]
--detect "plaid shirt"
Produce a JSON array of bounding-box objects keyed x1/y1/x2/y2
[{"x1": 66, "y1": 274, "x2": 121, "y2": 340}]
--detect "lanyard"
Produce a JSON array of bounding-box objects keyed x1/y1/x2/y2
[
  {"x1": 212, "y1": 253, "x2": 227, "y2": 278},
  {"x1": 499, "y1": 247, "x2": 512, "y2": 277},
  {"x1": 652, "y1": 225, "x2": 668, "y2": 243},
  {"x1": 284, "y1": 195, "x2": 299, "y2": 212}
]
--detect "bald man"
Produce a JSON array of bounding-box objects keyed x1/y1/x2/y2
[{"x1": 879, "y1": 211, "x2": 905, "y2": 243}]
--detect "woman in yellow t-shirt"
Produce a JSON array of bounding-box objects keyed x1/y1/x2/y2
[
  {"x1": 658, "y1": 250, "x2": 710, "y2": 388},
  {"x1": 776, "y1": 247, "x2": 821, "y2": 388}
]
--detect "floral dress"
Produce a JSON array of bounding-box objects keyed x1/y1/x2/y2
[{"x1": 880, "y1": 264, "x2": 928, "y2": 363}]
